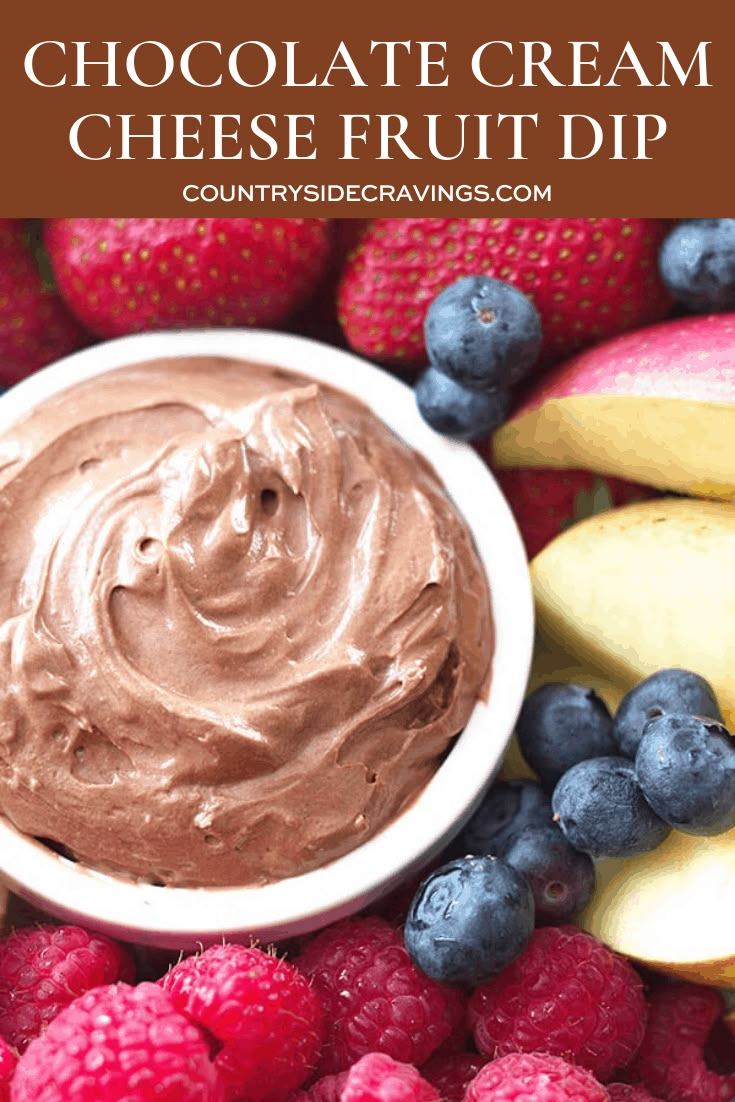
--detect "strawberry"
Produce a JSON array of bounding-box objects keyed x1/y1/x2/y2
[
  {"x1": 289, "y1": 218, "x2": 369, "y2": 347},
  {"x1": 337, "y1": 218, "x2": 672, "y2": 369},
  {"x1": 44, "y1": 217, "x2": 333, "y2": 339},
  {"x1": 0, "y1": 219, "x2": 89, "y2": 386},
  {"x1": 493, "y1": 466, "x2": 658, "y2": 560}
]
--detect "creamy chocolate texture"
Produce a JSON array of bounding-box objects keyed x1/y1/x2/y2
[{"x1": 0, "y1": 357, "x2": 493, "y2": 887}]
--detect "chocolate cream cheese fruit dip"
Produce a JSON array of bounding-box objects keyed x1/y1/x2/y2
[{"x1": 0, "y1": 356, "x2": 493, "y2": 888}]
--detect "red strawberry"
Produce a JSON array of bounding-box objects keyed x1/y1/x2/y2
[
  {"x1": 0, "y1": 219, "x2": 89, "y2": 386},
  {"x1": 44, "y1": 218, "x2": 333, "y2": 338},
  {"x1": 289, "y1": 219, "x2": 369, "y2": 346},
  {"x1": 493, "y1": 466, "x2": 657, "y2": 560},
  {"x1": 337, "y1": 218, "x2": 672, "y2": 369}
]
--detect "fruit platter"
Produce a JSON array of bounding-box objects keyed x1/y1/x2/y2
[{"x1": 0, "y1": 215, "x2": 733, "y2": 1101}]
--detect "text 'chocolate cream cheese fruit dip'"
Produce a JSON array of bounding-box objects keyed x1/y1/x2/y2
[{"x1": 0, "y1": 356, "x2": 493, "y2": 888}]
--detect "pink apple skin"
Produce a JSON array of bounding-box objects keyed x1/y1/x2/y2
[
  {"x1": 492, "y1": 313, "x2": 735, "y2": 499},
  {"x1": 509, "y1": 312, "x2": 735, "y2": 409}
]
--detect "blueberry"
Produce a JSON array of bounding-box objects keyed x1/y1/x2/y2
[
  {"x1": 415, "y1": 366, "x2": 511, "y2": 441},
  {"x1": 658, "y1": 219, "x2": 735, "y2": 311},
  {"x1": 552, "y1": 756, "x2": 671, "y2": 858},
  {"x1": 612, "y1": 668, "x2": 721, "y2": 759},
  {"x1": 424, "y1": 276, "x2": 542, "y2": 391},
  {"x1": 635, "y1": 713, "x2": 735, "y2": 835},
  {"x1": 404, "y1": 855, "x2": 535, "y2": 986},
  {"x1": 516, "y1": 683, "x2": 616, "y2": 791},
  {"x1": 499, "y1": 823, "x2": 595, "y2": 925},
  {"x1": 447, "y1": 779, "x2": 552, "y2": 858}
]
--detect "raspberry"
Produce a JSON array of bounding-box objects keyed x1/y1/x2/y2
[
  {"x1": 468, "y1": 926, "x2": 647, "y2": 1081},
  {"x1": 340, "y1": 1053, "x2": 439, "y2": 1102},
  {"x1": 607, "y1": 1086, "x2": 664, "y2": 1101},
  {"x1": 465, "y1": 1052, "x2": 608, "y2": 1102},
  {"x1": 0, "y1": 1036, "x2": 16, "y2": 1102},
  {"x1": 420, "y1": 1051, "x2": 486, "y2": 1102},
  {"x1": 290, "y1": 1057, "x2": 439, "y2": 1102},
  {"x1": 10, "y1": 982, "x2": 222, "y2": 1101},
  {"x1": 296, "y1": 917, "x2": 463, "y2": 1076},
  {"x1": 288, "y1": 1071, "x2": 348, "y2": 1102},
  {"x1": 0, "y1": 924, "x2": 134, "y2": 1052},
  {"x1": 628, "y1": 982, "x2": 735, "y2": 1102},
  {"x1": 160, "y1": 943, "x2": 323, "y2": 1102},
  {"x1": 424, "y1": 1013, "x2": 473, "y2": 1056}
]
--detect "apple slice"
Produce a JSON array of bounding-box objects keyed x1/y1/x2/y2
[
  {"x1": 531, "y1": 496, "x2": 735, "y2": 729},
  {"x1": 493, "y1": 313, "x2": 735, "y2": 500},
  {"x1": 580, "y1": 829, "x2": 735, "y2": 984}
]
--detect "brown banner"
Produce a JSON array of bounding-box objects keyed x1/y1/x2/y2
[{"x1": 0, "y1": 0, "x2": 731, "y2": 215}]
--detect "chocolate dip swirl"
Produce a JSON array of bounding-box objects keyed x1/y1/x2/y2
[{"x1": 0, "y1": 356, "x2": 493, "y2": 887}]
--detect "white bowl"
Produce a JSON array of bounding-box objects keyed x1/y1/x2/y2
[{"x1": 0, "y1": 329, "x2": 533, "y2": 948}]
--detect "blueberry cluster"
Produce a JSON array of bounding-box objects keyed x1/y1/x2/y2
[
  {"x1": 414, "y1": 276, "x2": 542, "y2": 441},
  {"x1": 403, "y1": 667, "x2": 735, "y2": 987},
  {"x1": 404, "y1": 776, "x2": 593, "y2": 986},
  {"x1": 541, "y1": 669, "x2": 735, "y2": 856}
]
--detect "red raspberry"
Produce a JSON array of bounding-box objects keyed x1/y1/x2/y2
[
  {"x1": 628, "y1": 983, "x2": 735, "y2": 1102},
  {"x1": 607, "y1": 1086, "x2": 664, "y2": 1101},
  {"x1": 289, "y1": 1058, "x2": 439, "y2": 1102},
  {"x1": 288, "y1": 1071, "x2": 348, "y2": 1102},
  {"x1": 0, "y1": 924, "x2": 134, "y2": 1052},
  {"x1": 420, "y1": 1051, "x2": 486, "y2": 1102},
  {"x1": 296, "y1": 917, "x2": 463, "y2": 1076},
  {"x1": 465, "y1": 1052, "x2": 608, "y2": 1102},
  {"x1": 423, "y1": 1014, "x2": 474, "y2": 1058},
  {"x1": 341, "y1": 1053, "x2": 438, "y2": 1102},
  {"x1": 468, "y1": 926, "x2": 647, "y2": 1081},
  {"x1": 10, "y1": 982, "x2": 222, "y2": 1101},
  {"x1": 0, "y1": 1037, "x2": 16, "y2": 1102},
  {"x1": 160, "y1": 943, "x2": 323, "y2": 1102}
]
